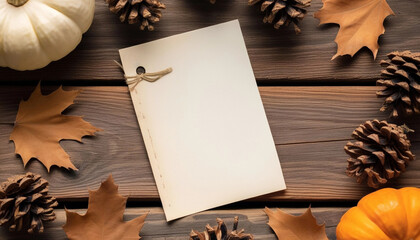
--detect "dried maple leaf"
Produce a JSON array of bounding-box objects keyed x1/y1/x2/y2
[
  {"x1": 10, "y1": 83, "x2": 102, "y2": 172},
  {"x1": 314, "y1": 0, "x2": 394, "y2": 60},
  {"x1": 63, "y1": 175, "x2": 148, "y2": 240},
  {"x1": 264, "y1": 207, "x2": 328, "y2": 240}
]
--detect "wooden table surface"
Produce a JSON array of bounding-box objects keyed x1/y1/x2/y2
[{"x1": 1, "y1": 0, "x2": 420, "y2": 239}]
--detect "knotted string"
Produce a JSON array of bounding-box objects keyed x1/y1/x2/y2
[{"x1": 114, "y1": 60, "x2": 173, "y2": 90}]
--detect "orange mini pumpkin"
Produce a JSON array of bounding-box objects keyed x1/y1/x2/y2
[{"x1": 337, "y1": 187, "x2": 420, "y2": 240}]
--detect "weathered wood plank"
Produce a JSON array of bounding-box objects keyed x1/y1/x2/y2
[
  {"x1": 0, "y1": 207, "x2": 348, "y2": 239},
  {"x1": 0, "y1": 0, "x2": 418, "y2": 83},
  {"x1": 0, "y1": 85, "x2": 419, "y2": 201}
]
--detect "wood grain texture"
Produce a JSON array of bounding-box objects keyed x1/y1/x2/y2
[
  {"x1": 0, "y1": 0, "x2": 419, "y2": 83},
  {"x1": 0, "y1": 207, "x2": 348, "y2": 239},
  {"x1": 1, "y1": 85, "x2": 419, "y2": 202}
]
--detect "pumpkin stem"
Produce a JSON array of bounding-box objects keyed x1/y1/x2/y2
[{"x1": 7, "y1": 0, "x2": 29, "y2": 7}]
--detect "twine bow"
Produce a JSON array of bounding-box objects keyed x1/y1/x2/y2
[{"x1": 114, "y1": 60, "x2": 173, "y2": 90}]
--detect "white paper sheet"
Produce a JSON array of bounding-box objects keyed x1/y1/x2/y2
[{"x1": 119, "y1": 20, "x2": 286, "y2": 221}]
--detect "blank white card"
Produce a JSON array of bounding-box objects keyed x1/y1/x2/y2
[{"x1": 119, "y1": 20, "x2": 286, "y2": 221}]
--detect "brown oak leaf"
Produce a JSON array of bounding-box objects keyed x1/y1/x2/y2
[
  {"x1": 10, "y1": 83, "x2": 102, "y2": 172},
  {"x1": 314, "y1": 0, "x2": 394, "y2": 60},
  {"x1": 264, "y1": 207, "x2": 328, "y2": 240},
  {"x1": 63, "y1": 175, "x2": 148, "y2": 240}
]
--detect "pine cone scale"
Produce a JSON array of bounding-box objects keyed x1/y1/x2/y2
[
  {"x1": 248, "y1": 0, "x2": 261, "y2": 6},
  {"x1": 0, "y1": 198, "x2": 14, "y2": 211},
  {"x1": 128, "y1": 7, "x2": 139, "y2": 20},
  {"x1": 115, "y1": 0, "x2": 128, "y2": 12},
  {"x1": 286, "y1": 6, "x2": 301, "y2": 18},
  {"x1": 401, "y1": 95, "x2": 411, "y2": 105},
  {"x1": 0, "y1": 211, "x2": 12, "y2": 224},
  {"x1": 21, "y1": 180, "x2": 48, "y2": 197},
  {"x1": 376, "y1": 88, "x2": 394, "y2": 97},
  {"x1": 385, "y1": 93, "x2": 399, "y2": 104},
  {"x1": 39, "y1": 197, "x2": 57, "y2": 206},
  {"x1": 275, "y1": 15, "x2": 288, "y2": 28},
  {"x1": 402, "y1": 62, "x2": 418, "y2": 72},
  {"x1": 395, "y1": 81, "x2": 410, "y2": 91},
  {"x1": 386, "y1": 64, "x2": 399, "y2": 73},
  {"x1": 18, "y1": 177, "x2": 35, "y2": 189},
  {"x1": 381, "y1": 71, "x2": 395, "y2": 78},
  {"x1": 273, "y1": 2, "x2": 286, "y2": 12},
  {"x1": 345, "y1": 143, "x2": 370, "y2": 157},
  {"x1": 352, "y1": 141, "x2": 380, "y2": 153},
  {"x1": 30, "y1": 206, "x2": 44, "y2": 215},
  {"x1": 15, "y1": 204, "x2": 31, "y2": 219},
  {"x1": 401, "y1": 150, "x2": 414, "y2": 162},
  {"x1": 261, "y1": 1, "x2": 274, "y2": 12},
  {"x1": 15, "y1": 196, "x2": 27, "y2": 206},
  {"x1": 395, "y1": 69, "x2": 410, "y2": 79},
  {"x1": 2, "y1": 183, "x2": 19, "y2": 196},
  {"x1": 380, "y1": 60, "x2": 390, "y2": 67},
  {"x1": 391, "y1": 56, "x2": 405, "y2": 65},
  {"x1": 366, "y1": 133, "x2": 381, "y2": 145},
  {"x1": 28, "y1": 217, "x2": 42, "y2": 234},
  {"x1": 371, "y1": 151, "x2": 385, "y2": 164},
  {"x1": 355, "y1": 155, "x2": 373, "y2": 165}
]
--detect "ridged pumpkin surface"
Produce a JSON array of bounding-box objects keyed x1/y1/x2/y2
[{"x1": 337, "y1": 187, "x2": 420, "y2": 240}]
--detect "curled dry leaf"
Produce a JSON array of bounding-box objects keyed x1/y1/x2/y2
[
  {"x1": 264, "y1": 207, "x2": 328, "y2": 240},
  {"x1": 10, "y1": 83, "x2": 102, "y2": 172},
  {"x1": 314, "y1": 0, "x2": 394, "y2": 60},
  {"x1": 63, "y1": 175, "x2": 148, "y2": 240}
]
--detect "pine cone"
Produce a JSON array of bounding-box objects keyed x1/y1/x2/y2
[
  {"x1": 377, "y1": 51, "x2": 420, "y2": 118},
  {"x1": 105, "y1": 0, "x2": 166, "y2": 31},
  {"x1": 248, "y1": 0, "x2": 311, "y2": 34},
  {"x1": 190, "y1": 217, "x2": 254, "y2": 240},
  {"x1": 0, "y1": 172, "x2": 58, "y2": 233},
  {"x1": 344, "y1": 120, "x2": 415, "y2": 188}
]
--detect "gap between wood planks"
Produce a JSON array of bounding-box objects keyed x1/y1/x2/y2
[
  {"x1": 56, "y1": 199, "x2": 359, "y2": 210},
  {"x1": 0, "y1": 78, "x2": 379, "y2": 87}
]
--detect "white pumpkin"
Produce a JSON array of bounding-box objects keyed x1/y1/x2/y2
[{"x1": 0, "y1": 0, "x2": 95, "y2": 71}]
